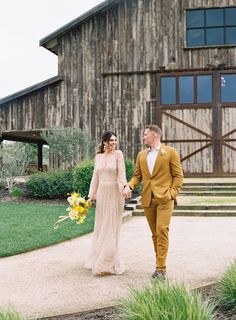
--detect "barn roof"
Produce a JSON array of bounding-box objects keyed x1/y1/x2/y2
[
  {"x1": 39, "y1": 0, "x2": 119, "y2": 54},
  {"x1": 0, "y1": 76, "x2": 63, "y2": 105}
]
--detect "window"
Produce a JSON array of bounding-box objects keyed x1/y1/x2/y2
[
  {"x1": 161, "y1": 75, "x2": 213, "y2": 105},
  {"x1": 197, "y1": 75, "x2": 212, "y2": 103},
  {"x1": 221, "y1": 74, "x2": 236, "y2": 102},
  {"x1": 161, "y1": 77, "x2": 176, "y2": 104},
  {"x1": 186, "y1": 7, "x2": 236, "y2": 47},
  {"x1": 179, "y1": 76, "x2": 194, "y2": 103}
]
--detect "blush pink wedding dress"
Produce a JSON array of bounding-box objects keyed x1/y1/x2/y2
[{"x1": 85, "y1": 150, "x2": 127, "y2": 275}]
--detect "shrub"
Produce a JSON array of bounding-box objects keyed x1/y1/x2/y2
[
  {"x1": 117, "y1": 281, "x2": 215, "y2": 320},
  {"x1": 0, "y1": 308, "x2": 25, "y2": 320},
  {"x1": 9, "y1": 186, "x2": 23, "y2": 197},
  {"x1": 125, "y1": 158, "x2": 142, "y2": 197},
  {"x1": 73, "y1": 160, "x2": 94, "y2": 197},
  {"x1": 125, "y1": 159, "x2": 134, "y2": 182},
  {"x1": 216, "y1": 261, "x2": 236, "y2": 308},
  {"x1": 26, "y1": 170, "x2": 74, "y2": 198}
]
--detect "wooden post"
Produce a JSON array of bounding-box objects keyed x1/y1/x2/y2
[{"x1": 37, "y1": 143, "x2": 43, "y2": 171}]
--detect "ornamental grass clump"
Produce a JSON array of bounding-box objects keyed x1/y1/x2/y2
[
  {"x1": 216, "y1": 261, "x2": 236, "y2": 309},
  {"x1": 117, "y1": 281, "x2": 215, "y2": 320},
  {"x1": 0, "y1": 309, "x2": 25, "y2": 320}
]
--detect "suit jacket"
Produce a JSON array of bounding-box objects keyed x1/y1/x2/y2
[{"x1": 128, "y1": 144, "x2": 184, "y2": 208}]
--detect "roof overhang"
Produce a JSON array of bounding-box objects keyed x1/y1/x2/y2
[
  {"x1": 39, "y1": 0, "x2": 120, "y2": 54},
  {"x1": 0, "y1": 130, "x2": 47, "y2": 145},
  {"x1": 0, "y1": 76, "x2": 63, "y2": 105}
]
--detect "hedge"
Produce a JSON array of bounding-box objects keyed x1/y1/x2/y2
[
  {"x1": 26, "y1": 158, "x2": 135, "y2": 199},
  {"x1": 26, "y1": 170, "x2": 74, "y2": 198}
]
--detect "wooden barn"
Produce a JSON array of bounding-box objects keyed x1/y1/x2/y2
[{"x1": 0, "y1": 0, "x2": 236, "y2": 176}]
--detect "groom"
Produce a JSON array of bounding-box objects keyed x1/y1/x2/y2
[{"x1": 123, "y1": 124, "x2": 183, "y2": 280}]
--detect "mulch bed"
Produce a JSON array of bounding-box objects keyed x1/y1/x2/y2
[
  {"x1": 0, "y1": 188, "x2": 67, "y2": 206},
  {"x1": 43, "y1": 285, "x2": 236, "y2": 320},
  {"x1": 43, "y1": 308, "x2": 118, "y2": 320},
  {"x1": 200, "y1": 285, "x2": 236, "y2": 320}
]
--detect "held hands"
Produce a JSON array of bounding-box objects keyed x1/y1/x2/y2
[{"x1": 123, "y1": 185, "x2": 132, "y2": 200}]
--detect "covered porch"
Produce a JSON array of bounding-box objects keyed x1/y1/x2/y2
[{"x1": 0, "y1": 130, "x2": 47, "y2": 171}]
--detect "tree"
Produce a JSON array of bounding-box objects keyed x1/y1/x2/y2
[
  {"x1": 0, "y1": 142, "x2": 36, "y2": 192},
  {"x1": 41, "y1": 127, "x2": 96, "y2": 168}
]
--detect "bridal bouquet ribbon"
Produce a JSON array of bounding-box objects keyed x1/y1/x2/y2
[{"x1": 54, "y1": 192, "x2": 91, "y2": 229}]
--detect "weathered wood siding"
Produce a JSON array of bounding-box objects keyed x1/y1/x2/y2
[
  {"x1": 56, "y1": 0, "x2": 236, "y2": 161},
  {"x1": 0, "y1": 83, "x2": 61, "y2": 131}
]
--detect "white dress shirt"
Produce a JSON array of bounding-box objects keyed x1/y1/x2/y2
[{"x1": 146, "y1": 144, "x2": 161, "y2": 175}]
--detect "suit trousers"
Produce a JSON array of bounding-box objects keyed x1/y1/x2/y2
[{"x1": 144, "y1": 198, "x2": 174, "y2": 272}]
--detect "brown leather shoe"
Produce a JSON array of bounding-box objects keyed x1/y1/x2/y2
[{"x1": 152, "y1": 270, "x2": 166, "y2": 281}]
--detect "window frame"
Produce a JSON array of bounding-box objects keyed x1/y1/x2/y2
[
  {"x1": 185, "y1": 6, "x2": 236, "y2": 49},
  {"x1": 160, "y1": 72, "x2": 214, "y2": 106}
]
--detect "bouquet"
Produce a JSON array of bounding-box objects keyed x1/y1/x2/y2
[{"x1": 54, "y1": 192, "x2": 91, "y2": 229}]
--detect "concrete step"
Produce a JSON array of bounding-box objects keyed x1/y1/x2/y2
[
  {"x1": 132, "y1": 209, "x2": 236, "y2": 217},
  {"x1": 180, "y1": 191, "x2": 236, "y2": 196},
  {"x1": 183, "y1": 182, "x2": 236, "y2": 186},
  {"x1": 136, "y1": 204, "x2": 236, "y2": 210},
  {"x1": 181, "y1": 186, "x2": 236, "y2": 191}
]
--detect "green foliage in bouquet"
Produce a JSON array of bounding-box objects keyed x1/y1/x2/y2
[{"x1": 26, "y1": 170, "x2": 74, "y2": 198}]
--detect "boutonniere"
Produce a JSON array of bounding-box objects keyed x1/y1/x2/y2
[{"x1": 160, "y1": 149, "x2": 166, "y2": 156}]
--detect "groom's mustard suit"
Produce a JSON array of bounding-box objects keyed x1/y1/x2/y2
[{"x1": 128, "y1": 145, "x2": 183, "y2": 272}]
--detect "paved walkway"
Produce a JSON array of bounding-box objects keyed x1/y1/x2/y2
[{"x1": 0, "y1": 216, "x2": 236, "y2": 318}]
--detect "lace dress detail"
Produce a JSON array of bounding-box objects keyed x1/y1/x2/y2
[{"x1": 85, "y1": 150, "x2": 127, "y2": 275}]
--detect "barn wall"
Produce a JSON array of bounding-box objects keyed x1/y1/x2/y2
[
  {"x1": 57, "y1": 0, "x2": 236, "y2": 159},
  {"x1": 0, "y1": 83, "x2": 62, "y2": 131}
]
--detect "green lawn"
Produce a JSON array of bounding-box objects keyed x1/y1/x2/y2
[{"x1": 0, "y1": 202, "x2": 95, "y2": 257}]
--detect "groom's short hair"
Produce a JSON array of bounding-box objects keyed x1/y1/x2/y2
[{"x1": 145, "y1": 124, "x2": 162, "y2": 136}]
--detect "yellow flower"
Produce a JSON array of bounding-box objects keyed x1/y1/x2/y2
[
  {"x1": 78, "y1": 206, "x2": 86, "y2": 214},
  {"x1": 84, "y1": 201, "x2": 89, "y2": 208}
]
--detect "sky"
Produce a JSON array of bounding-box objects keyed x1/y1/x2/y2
[{"x1": 0, "y1": 0, "x2": 105, "y2": 98}]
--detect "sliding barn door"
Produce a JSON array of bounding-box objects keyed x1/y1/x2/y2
[{"x1": 158, "y1": 70, "x2": 236, "y2": 176}]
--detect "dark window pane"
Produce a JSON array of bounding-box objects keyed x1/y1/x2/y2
[
  {"x1": 161, "y1": 77, "x2": 176, "y2": 104},
  {"x1": 179, "y1": 76, "x2": 194, "y2": 104},
  {"x1": 221, "y1": 74, "x2": 236, "y2": 102},
  {"x1": 206, "y1": 28, "x2": 224, "y2": 45},
  {"x1": 187, "y1": 29, "x2": 205, "y2": 47},
  {"x1": 187, "y1": 10, "x2": 204, "y2": 28},
  {"x1": 226, "y1": 27, "x2": 236, "y2": 44},
  {"x1": 225, "y1": 8, "x2": 236, "y2": 25},
  {"x1": 197, "y1": 75, "x2": 212, "y2": 103},
  {"x1": 206, "y1": 9, "x2": 224, "y2": 27}
]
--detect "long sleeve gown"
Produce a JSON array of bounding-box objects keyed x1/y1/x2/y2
[{"x1": 85, "y1": 150, "x2": 127, "y2": 275}]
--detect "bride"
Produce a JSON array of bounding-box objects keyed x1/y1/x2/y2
[{"x1": 85, "y1": 131, "x2": 127, "y2": 276}]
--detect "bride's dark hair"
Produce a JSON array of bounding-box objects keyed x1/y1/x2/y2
[{"x1": 97, "y1": 131, "x2": 117, "y2": 154}]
